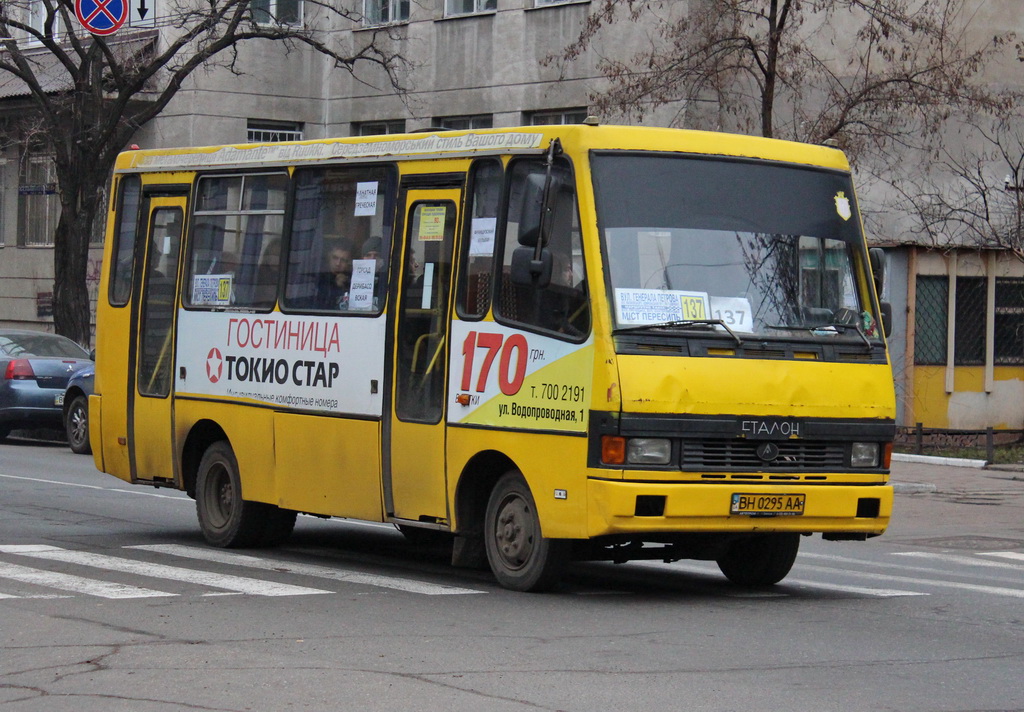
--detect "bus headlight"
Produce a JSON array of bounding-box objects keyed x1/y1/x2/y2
[
  {"x1": 850, "y1": 442, "x2": 879, "y2": 468},
  {"x1": 626, "y1": 438, "x2": 672, "y2": 465}
]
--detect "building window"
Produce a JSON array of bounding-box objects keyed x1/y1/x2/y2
[
  {"x1": 26, "y1": 0, "x2": 70, "y2": 43},
  {"x1": 355, "y1": 120, "x2": 407, "y2": 136},
  {"x1": 251, "y1": 0, "x2": 302, "y2": 25},
  {"x1": 364, "y1": 0, "x2": 409, "y2": 24},
  {"x1": 445, "y1": 0, "x2": 496, "y2": 17},
  {"x1": 995, "y1": 277, "x2": 1024, "y2": 365},
  {"x1": 954, "y1": 276, "x2": 986, "y2": 366},
  {"x1": 436, "y1": 115, "x2": 493, "y2": 131},
  {"x1": 18, "y1": 154, "x2": 60, "y2": 247},
  {"x1": 247, "y1": 120, "x2": 304, "y2": 143},
  {"x1": 914, "y1": 275, "x2": 947, "y2": 366},
  {"x1": 529, "y1": 108, "x2": 589, "y2": 125}
]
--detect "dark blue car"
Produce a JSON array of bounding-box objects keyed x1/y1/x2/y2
[
  {"x1": 0, "y1": 329, "x2": 93, "y2": 444},
  {"x1": 63, "y1": 364, "x2": 95, "y2": 454}
]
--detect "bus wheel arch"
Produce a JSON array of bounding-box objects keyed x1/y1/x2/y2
[
  {"x1": 181, "y1": 420, "x2": 228, "y2": 499},
  {"x1": 450, "y1": 451, "x2": 514, "y2": 570}
]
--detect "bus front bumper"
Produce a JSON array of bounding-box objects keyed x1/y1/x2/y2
[{"x1": 586, "y1": 478, "x2": 892, "y2": 538}]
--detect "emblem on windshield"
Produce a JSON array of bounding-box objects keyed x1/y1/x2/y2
[{"x1": 834, "y1": 191, "x2": 852, "y2": 221}]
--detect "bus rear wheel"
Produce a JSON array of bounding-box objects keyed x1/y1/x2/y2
[
  {"x1": 716, "y1": 533, "x2": 800, "y2": 586},
  {"x1": 196, "y1": 441, "x2": 295, "y2": 548},
  {"x1": 484, "y1": 471, "x2": 570, "y2": 592}
]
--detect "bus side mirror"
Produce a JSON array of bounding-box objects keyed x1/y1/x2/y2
[
  {"x1": 510, "y1": 246, "x2": 552, "y2": 288},
  {"x1": 869, "y1": 247, "x2": 885, "y2": 296},
  {"x1": 880, "y1": 301, "x2": 893, "y2": 338}
]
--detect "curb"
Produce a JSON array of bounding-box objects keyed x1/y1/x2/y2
[
  {"x1": 892, "y1": 453, "x2": 987, "y2": 469},
  {"x1": 892, "y1": 482, "x2": 938, "y2": 494}
]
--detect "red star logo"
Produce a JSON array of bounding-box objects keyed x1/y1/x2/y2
[{"x1": 206, "y1": 348, "x2": 223, "y2": 383}]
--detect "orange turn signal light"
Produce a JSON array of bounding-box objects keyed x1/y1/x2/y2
[{"x1": 601, "y1": 435, "x2": 626, "y2": 465}]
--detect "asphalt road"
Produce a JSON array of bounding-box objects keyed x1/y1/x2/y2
[{"x1": 1, "y1": 439, "x2": 1022, "y2": 712}]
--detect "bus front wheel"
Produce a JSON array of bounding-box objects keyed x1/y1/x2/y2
[
  {"x1": 196, "y1": 441, "x2": 295, "y2": 548},
  {"x1": 484, "y1": 471, "x2": 570, "y2": 592},
  {"x1": 716, "y1": 533, "x2": 800, "y2": 586}
]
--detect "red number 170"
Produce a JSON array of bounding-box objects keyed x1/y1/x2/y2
[{"x1": 460, "y1": 331, "x2": 528, "y2": 396}]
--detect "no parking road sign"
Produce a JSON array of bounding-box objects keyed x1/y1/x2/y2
[{"x1": 76, "y1": 0, "x2": 128, "y2": 35}]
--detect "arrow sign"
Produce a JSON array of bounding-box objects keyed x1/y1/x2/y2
[
  {"x1": 75, "y1": 0, "x2": 128, "y2": 35},
  {"x1": 137, "y1": 0, "x2": 148, "y2": 19}
]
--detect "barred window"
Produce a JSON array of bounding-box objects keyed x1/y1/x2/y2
[
  {"x1": 995, "y1": 277, "x2": 1024, "y2": 365},
  {"x1": 355, "y1": 120, "x2": 407, "y2": 136},
  {"x1": 529, "y1": 108, "x2": 588, "y2": 125},
  {"x1": 436, "y1": 115, "x2": 493, "y2": 131},
  {"x1": 18, "y1": 154, "x2": 60, "y2": 247},
  {"x1": 914, "y1": 276, "x2": 947, "y2": 365},
  {"x1": 247, "y1": 120, "x2": 303, "y2": 143},
  {"x1": 954, "y1": 277, "x2": 987, "y2": 366}
]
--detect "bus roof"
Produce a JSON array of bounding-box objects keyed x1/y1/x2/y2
[{"x1": 113, "y1": 124, "x2": 851, "y2": 174}]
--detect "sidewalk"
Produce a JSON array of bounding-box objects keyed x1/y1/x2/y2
[
  {"x1": 890, "y1": 453, "x2": 1024, "y2": 494},
  {"x1": 885, "y1": 454, "x2": 1024, "y2": 544}
]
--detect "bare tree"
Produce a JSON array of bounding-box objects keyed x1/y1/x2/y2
[
  {"x1": 0, "y1": 0, "x2": 409, "y2": 346},
  {"x1": 560, "y1": 0, "x2": 1013, "y2": 162},
  {"x1": 891, "y1": 119, "x2": 1024, "y2": 258}
]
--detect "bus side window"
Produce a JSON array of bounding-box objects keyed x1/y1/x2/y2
[
  {"x1": 457, "y1": 159, "x2": 503, "y2": 319},
  {"x1": 496, "y1": 157, "x2": 590, "y2": 339},
  {"x1": 109, "y1": 175, "x2": 142, "y2": 307},
  {"x1": 184, "y1": 173, "x2": 287, "y2": 311},
  {"x1": 283, "y1": 165, "x2": 397, "y2": 314}
]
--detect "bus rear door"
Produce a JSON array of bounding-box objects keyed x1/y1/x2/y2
[
  {"x1": 385, "y1": 184, "x2": 460, "y2": 526},
  {"x1": 129, "y1": 196, "x2": 186, "y2": 483}
]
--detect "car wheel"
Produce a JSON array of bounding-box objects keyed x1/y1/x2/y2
[
  {"x1": 484, "y1": 470, "x2": 570, "y2": 592},
  {"x1": 65, "y1": 395, "x2": 91, "y2": 455},
  {"x1": 716, "y1": 533, "x2": 800, "y2": 586}
]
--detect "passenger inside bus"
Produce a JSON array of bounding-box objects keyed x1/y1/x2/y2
[{"x1": 315, "y1": 240, "x2": 353, "y2": 310}]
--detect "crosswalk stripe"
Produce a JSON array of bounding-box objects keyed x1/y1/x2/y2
[
  {"x1": 891, "y1": 551, "x2": 1024, "y2": 572},
  {"x1": 0, "y1": 545, "x2": 330, "y2": 597},
  {"x1": 635, "y1": 560, "x2": 926, "y2": 598},
  {"x1": 783, "y1": 577, "x2": 927, "y2": 598},
  {"x1": 797, "y1": 563, "x2": 1024, "y2": 599},
  {"x1": 128, "y1": 544, "x2": 485, "y2": 596},
  {"x1": 0, "y1": 561, "x2": 173, "y2": 599},
  {"x1": 979, "y1": 552, "x2": 1024, "y2": 563}
]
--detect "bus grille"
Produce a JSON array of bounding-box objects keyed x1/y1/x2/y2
[{"x1": 680, "y1": 440, "x2": 846, "y2": 471}]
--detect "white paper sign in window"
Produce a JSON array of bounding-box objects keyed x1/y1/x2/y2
[
  {"x1": 192, "y1": 274, "x2": 232, "y2": 306},
  {"x1": 354, "y1": 182, "x2": 378, "y2": 216},
  {"x1": 348, "y1": 259, "x2": 377, "y2": 310},
  {"x1": 708, "y1": 296, "x2": 754, "y2": 332},
  {"x1": 615, "y1": 289, "x2": 710, "y2": 325},
  {"x1": 469, "y1": 217, "x2": 497, "y2": 256}
]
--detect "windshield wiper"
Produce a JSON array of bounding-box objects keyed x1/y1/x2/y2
[
  {"x1": 613, "y1": 319, "x2": 743, "y2": 347},
  {"x1": 766, "y1": 322, "x2": 873, "y2": 351}
]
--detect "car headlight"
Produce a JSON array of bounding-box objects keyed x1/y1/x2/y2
[
  {"x1": 850, "y1": 442, "x2": 879, "y2": 468},
  {"x1": 626, "y1": 438, "x2": 672, "y2": 465}
]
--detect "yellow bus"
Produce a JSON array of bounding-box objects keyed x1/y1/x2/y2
[{"x1": 91, "y1": 123, "x2": 895, "y2": 591}]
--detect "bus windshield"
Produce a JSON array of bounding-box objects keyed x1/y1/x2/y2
[{"x1": 591, "y1": 153, "x2": 879, "y2": 344}]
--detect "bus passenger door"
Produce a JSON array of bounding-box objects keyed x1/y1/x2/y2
[
  {"x1": 386, "y1": 188, "x2": 460, "y2": 525},
  {"x1": 129, "y1": 198, "x2": 185, "y2": 483}
]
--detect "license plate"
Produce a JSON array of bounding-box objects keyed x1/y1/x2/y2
[
  {"x1": 54, "y1": 393, "x2": 64, "y2": 406},
  {"x1": 730, "y1": 493, "x2": 805, "y2": 516}
]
